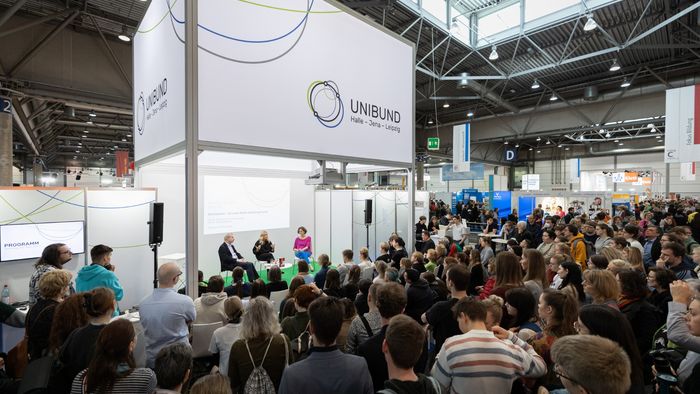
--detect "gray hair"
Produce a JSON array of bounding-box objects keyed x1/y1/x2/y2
[
  {"x1": 517, "y1": 221, "x2": 527, "y2": 228},
  {"x1": 154, "y1": 343, "x2": 193, "y2": 390},
  {"x1": 687, "y1": 279, "x2": 700, "y2": 298},
  {"x1": 241, "y1": 297, "x2": 281, "y2": 340}
]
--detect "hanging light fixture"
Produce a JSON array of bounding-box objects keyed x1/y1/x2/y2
[
  {"x1": 427, "y1": 118, "x2": 434, "y2": 125},
  {"x1": 118, "y1": 26, "x2": 131, "y2": 42},
  {"x1": 529, "y1": 147, "x2": 533, "y2": 151},
  {"x1": 545, "y1": 140, "x2": 551, "y2": 145},
  {"x1": 489, "y1": 45, "x2": 499, "y2": 61},
  {"x1": 549, "y1": 93, "x2": 558, "y2": 101},
  {"x1": 442, "y1": 102, "x2": 450, "y2": 108},
  {"x1": 467, "y1": 110, "x2": 474, "y2": 117},
  {"x1": 89, "y1": 110, "x2": 97, "y2": 118},
  {"x1": 620, "y1": 79, "x2": 631, "y2": 88},
  {"x1": 583, "y1": 14, "x2": 598, "y2": 31},
  {"x1": 515, "y1": 143, "x2": 520, "y2": 148},
  {"x1": 536, "y1": 137, "x2": 541, "y2": 141},
  {"x1": 531, "y1": 79, "x2": 540, "y2": 89},
  {"x1": 605, "y1": 132, "x2": 611, "y2": 138},
  {"x1": 609, "y1": 59, "x2": 621, "y2": 72}
]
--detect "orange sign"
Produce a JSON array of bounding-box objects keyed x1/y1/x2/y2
[
  {"x1": 624, "y1": 172, "x2": 638, "y2": 182},
  {"x1": 641, "y1": 177, "x2": 652, "y2": 186},
  {"x1": 115, "y1": 150, "x2": 129, "y2": 177}
]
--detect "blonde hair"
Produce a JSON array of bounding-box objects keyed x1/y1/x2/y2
[
  {"x1": 584, "y1": 270, "x2": 620, "y2": 304},
  {"x1": 426, "y1": 249, "x2": 437, "y2": 261},
  {"x1": 600, "y1": 246, "x2": 625, "y2": 262},
  {"x1": 435, "y1": 244, "x2": 446, "y2": 257},
  {"x1": 607, "y1": 259, "x2": 632, "y2": 276},
  {"x1": 359, "y1": 247, "x2": 369, "y2": 259},
  {"x1": 38, "y1": 269, "x2": 72, "y2": 299},
  {"x1": 625, "y1": 248, "x2": 644, "y2": 272},
  {"x1": 190, "y1": 373, "x2": 231, "y2": 394}
]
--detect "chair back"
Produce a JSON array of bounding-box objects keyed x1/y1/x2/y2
[
  {"x1": 191, "y1": 321, "x2": 223, "y2": 358},
  {"x1": 269, "y1": 290, "x2": 287, "y2": 307}
]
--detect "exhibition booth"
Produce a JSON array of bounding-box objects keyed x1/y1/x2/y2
[{"x1": 133, "y1": 0, "x2": 416, "y2": 294}]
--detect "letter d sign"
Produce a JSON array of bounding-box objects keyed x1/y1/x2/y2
[{"x1": 504, "y1": 148, "x2": 517, "y2": 162}]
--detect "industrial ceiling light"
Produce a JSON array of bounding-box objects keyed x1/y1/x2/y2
[
  {"x1": 127, "y1": 134, "x2": 132, "y2": 137},
  {"x1": 118, "y1": 26, "x2": 131, "y2": 42},
  {"x1": 531, "y1": 79, "x2": 540, "y2": 89},
  {"x1": 605, "y1": 132, "x2": 611, "y2": 138},
  {"x1": 614, "y1": 139, "x2": 619, "y2": 143},
  {"x1": 457, "y1": 72, "x2": 469, "y2": 89},
  {"x1": 504, "y1": 141, "x2": 509, "y2": 145},
  {"x1": 489, "y1": 45, "x2": 499, "y2": 61},
  {"x1": 82, "y1": 135, "x2": 87, "y2": 138},
  {"x1": 427, "y1": 118, "x2": 434, "y2": 125},
  {"x1": 558, "y1": 144, "x2": 563, "y2": 148},
  {"x1": 656, "y1": 135, "x2": 661, "y2": 139},
  {"x1": 549, "y1": 93, "x2": 558, "y2": 101},
  {"x1": 536, "y1": 150, "x2": 541, "y2": 153},
  {"x1": 618, "y1": 142, "x2": 624, "y2": 146},
  {"x1": 515, "y1": 143, "x2": 520, "y2": 147},
  {"x1": 565, "y1": 147, "x2": 570, "y2": 151},
  {"x1": 442, "y1": 102, "x2": 450, "y2": 108},
  {"x1": 620, "y1": 79, "x2": 631, "y2": 88},
  {"x1": 89, "y1": 110, "x2": 97, "y2": 118},
  {"x1": 121, "y1": 138, "x2": 127, "y2": 142},
  {"x1": 83, "y1": 129, "x2": 89, "y2": 133},
  {"x1": 536, "y1": 137, "x2": 541, "y2": 141},
  {"x1": 529, "y1": 147, "x2": 533, "y2": 151},
  {"x1": 609, "y1": 59, "x2": 621, "y2": 72},
  {"x1": 86, "y1": 119, "x2": 93, "y2": 125},
  {"x1": 467, "y1": 110, "x2": 474, "y2": 117},
  {"x1": 659, "y1": 139, "x2": 664, "y2": 143},
  {"x1": 545, "y1": 140, "x2": 551, "y2": 145},
  {"x1": 583, "y1": 14, "x2": 598, "y2": 31}
]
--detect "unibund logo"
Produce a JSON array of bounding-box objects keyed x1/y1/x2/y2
[
  {"x1": 137, "y1": 77, "x2": 168, "y2": 135},
  {"x1": 307, "y1": 80, "x2": 344, "y2": 128},
  {"x1": 5, "y1": 241, "x2": 39, "y2": 248}
]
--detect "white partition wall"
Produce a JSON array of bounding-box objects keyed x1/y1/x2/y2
[
  {"x1": 314, "y1": 191, "x2": 331, "y2": 262},
  {"x1": 330, "y1": 191, "x2": 353, "y2": 264},
  {"x1": 375, "y1": 192, "x2": 397, "y2": 254}
]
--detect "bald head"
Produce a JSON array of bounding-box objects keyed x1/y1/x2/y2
[{"x1": 158, "y1": 262, "x2": 182, "y2": 288}]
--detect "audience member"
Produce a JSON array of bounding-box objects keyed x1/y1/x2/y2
[
  {"x1": 556, "y1": 262, "x2": 585, "y2": 303},
  {"x1": 583, "y1": 269, "x2": 620, "y2": 309},
  {"x1": 140, "y1": 262, "x2": 196, "y2": 368},
  {"x1": 381, "y1": 315, "x2": 441, "y2": 394},
  {"x1": 48, "y1": 292, "x2": 89, "y2": 353},
  {"x1": 488, "y1": 251, "x2": 524, "y2": 300},
  {"x1": 376, "y1": 242, "x2": 392, "y2": 264},
  {"x1": 608, "y1": 258, "x2": 633, "y2": 275},
  {"x1": 564, "y1": 225, "x2": 587, "y2": 268},
  {"x1": 342, "y1": 265, "x2": 361, "y2": 300},
  {"x1": 431, "y1": 298, "x2": 546, "y2": 393},
  {"x1": 504, "y1": 287, "x2": 542, "y2": 338},
  {"x1": 280, "y1": 285, "x2": 318, "y2": 343},
  {"x1": 423, "y1": 264, "x2": 469, "y2": 354},
  {"x1": 153, "y1": 343, "x2": 192, "y2": 394},
  {"x1": 224, "y1": 267, "x2": 252, "y2": 298},
  {"x1": 354, "y1": 279, "x2": 372, "y2": 316},
  {"x1": 668, "y1": 280, "x2": 700, "y2": 386},
  {"x1": 296, "y1": 260, "x2": 314, "y2": 284},
  {"x1": 521, "y1": 249, "x2": 547, "y2": 302},
  {"x1": 314, "y1": 254, "x2": 331, "y2": 288},
  {"x1": 194, "y1": 275, "x2": 228, "y2": 324},
  {"x1": 190, "y1": 373, "x2": 232, "y2": 394},
  {"x1": 71, "y1": 319, "x2": 156, "y2": 393},
  {"x1": 337, "y1": 249, "x2": 355, "y2": 285},
  {"x1": 617, "y1": 270, "x2": 663, "y2": 365},
  {"x1": 481, "y1": 296, "x2": 504, "y2": 330},
  {"x1": 250, "y1": 279, "x2": 268, "y2": 299},
  {"x1": 323, "y1": 269, "x2": 343, "y2": 298},
  {"x1": 26, "y1": 269, "x2": 71, "y2": 361},
  {"x1": 336, "y1": 298, "x2": 357, "y2": 352},
  {"x1": 76, "y1": 244, "x2": 123, "y2": 314},
  {"x1": 537, "y1": 229, "x2": 556, "y2": 261},
  {"x1": 266, "y1": 265, "x2": 288, "y2": 294},
  {"x1": 278, "y1": 276, "x2": 304, "y2": 320},
  {"x1": 346, "y1": 283, "x2": 382, "y2": 355},
  {"x1": 643, "y1": 225, "x2": 662, "y2": 268},
  {"x1": 29, "y1": 243, "x2": 72, "y2": 305},
  {"x1": 390, "y1": 237, "x2": 409, "y2": 269},
  {"x1": 588, "y1": 254, "x2": 609, "y2": 270},
  {"x1": 209, "y1": 297, "x2": 244, "y2": 377},
  {"x1": 421, "y1": 271, "x2": 449, "y2": 302},
  {"x1": 403, "y1": 269, "x2": 435, "y2": 323},
  {"x1": 228, "y1": 297, "x2": 292, "y2": 392},
  {"x1": 657, "y1": 241, "x2": 698, "y2": 280},
  {"x1": 279, "y1": 297, "x2": 373, "y2": 394},
  {"x1": 647, "y1": 267, "x2": 676, "y2": 317}
]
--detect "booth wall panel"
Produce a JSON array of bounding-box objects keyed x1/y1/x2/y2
[
  {"x1": 396, "y1": 192, "x2": 410, "y2": 243},
  {"x1": 330, "y1": 191, "x2": 353, "y2": 264},
  {"x1": 314, "y1": 191, "x2": 331, "y2": 263},
  {"x1": 375, "y1": 192, "x2": 396, "y2": 256},
  {"x1": 86, "y1": 189, "x2": 156, "y2": 309}
]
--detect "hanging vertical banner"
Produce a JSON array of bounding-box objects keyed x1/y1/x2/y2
[
  {"x1": 681, "y1": 162, "x2": 697, "y2": 181},
  {"x1": 453, "y1": 123, "x2": 470, "y2": 172},
  {"x1": 115, "y1": 150, "x2": 129, "y2": 177},
  {"x1": 569, "y1": 158, "x2": 581, "y2": 183},
  {"x1": 665, "y1": 84, "x2": 700, "y2": 163},
  {"x1": 624, "y1": 172, "x2": 639, "y2": 183}
]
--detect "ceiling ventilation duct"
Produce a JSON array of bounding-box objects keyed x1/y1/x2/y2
[{"x1": 583, "y1": 86, "x2": 599, "y2": 101}]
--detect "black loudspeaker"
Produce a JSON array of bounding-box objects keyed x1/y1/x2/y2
[
  {"x1": 364, "y1": 199, "x2": 373, "y2": 225},
  {"x1": 149, "y1": 202, "x2": 164, "y2": 245}
]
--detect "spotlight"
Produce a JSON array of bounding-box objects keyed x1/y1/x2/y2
[
  {"x1": 614, "y1": 139, "x2": 619, "y2": 143},
  {"x1": 558, "y1": 144, "x2": 563, "y2": 148},
  {"x1": 86, "y1": 119, "x2": 93, "y2": 125},
  {"x1": 515, "y1": 144, "x2": 520, "y2": 148},
  {"x1": 83, "y1": 130, "x2": 89, "y2": 133},
  {"x1": 549, "y1": 94, "x2": 558, "y2": 101},
  {"x1": 619, "y1": 142, "x2": 624, "y2": 146},
  {"x1": 82, "y1": 135, "x2": 87, "y2": 138},
  {"x1": 656, "y1": 135, "x2": 661, "y2": 139},
  {"x1": 536, "y1": 150, "x2": 541, "y2": 153},
  {"x1": 565, "y1": 147, "x2": 570, "y2": 151},
  {"x1": 609, "y1": 59, "x2": 621, "y2": 72},
  {"x1": 529, "y1": 147, "x2": 533, "y2": 151},
  {"x1": 531, "y1": 79, "x2": 540, "y2": 89},
  {"x1": 504, "y1": 141, "x2": 509, "y2": 145},
  {"x1": 118, "y1": 26, "x2": 131, "y2": 42},
  {"x1": 546, "y1": 140, "x2": 551, "y2": 145},
  {"x1": 442, "y1": 102, "x2": 450, "y2": 108},
  {"x1": 489, "y1": 45, "x2": 498, "y2": 60},
  {"x1": 605, "y1": 132, "x2": 611, "y2": 138},
  {"x1": 583, "y1": 14, "x2": 598, "y2": 31},
  {"x1": 89, "y1": 110, "x2": 97, "y2": 118},
  {"x1": 467, "y1": 110, "x2": 474, "y2": 117},
  {"x1": 536, "y1": 137, "x2": 541, "y2": 141},
  {"x1": 427, "y1": 118, "x2": 434, "y2": 125},
  {"x1": 620, "y1": 79, "x2": 631, "y2": 88}
]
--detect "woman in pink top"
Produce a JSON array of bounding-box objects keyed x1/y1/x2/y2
[{"x1": 293, "y1": 226, "x2": 312, "y2": 263}]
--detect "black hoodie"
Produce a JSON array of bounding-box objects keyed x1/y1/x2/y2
[{"x1": 381, "y1": 374, "x2": 441, "y2": 394}]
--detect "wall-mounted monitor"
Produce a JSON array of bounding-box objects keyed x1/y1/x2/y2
[{"x1": 1, "y1": 221, "x2": 85, "y2": 262}]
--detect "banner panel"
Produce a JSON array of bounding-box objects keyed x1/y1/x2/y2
[
  {"x1": 665, "y1": 84, "x2": 700, "y2": 163},
  {"x1": 453, "y1": 124, "x2": 470, "y2": 172}
]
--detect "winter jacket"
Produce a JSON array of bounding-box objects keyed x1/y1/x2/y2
[{"x1": 405, "y1": 279, "x2": 436, "y2": 323}]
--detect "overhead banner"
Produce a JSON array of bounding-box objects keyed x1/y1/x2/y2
[
  {"x1": 569, "y1": 159, "x2": 580, "y2": 184},
  {"x1": 453, "y1": 123, "x2": 470, "y2": 172},
  {"x1": 441, "y1": 163, "x2": 484, "y2": 181},
  {"x1": 665, "y1": 84, "x2": 700, "y2": 163},
  {"x1": 190, "y1": 0, "x2": 414, "y2": 164},
  {"x1": 681, "y1": 162, "x2": 696, "y2": 181},
  {"x1": 624, "y1": 172, "x2": 638, "y2": 183},
  {"x1": 612, "y1": 172, "x2": 625, "y2": 183},
  {"x1": 115, "y1": 150, "x2": 129, "y2": 177}
]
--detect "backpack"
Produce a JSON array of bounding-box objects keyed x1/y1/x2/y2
[
  {"x1": 572, "y1": 238, "x2": 593, "y2": 262},
  {"x1": 291, "y1": 323, "x2": 311, "y2": 362},
  {"x1": 243, "y1": 335, "x2": 288, "y2": 394},
  {"x1": 377, "y1": 375, "x2": 442, "y2": 394}
]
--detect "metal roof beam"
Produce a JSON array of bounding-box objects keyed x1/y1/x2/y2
[{"x1": 0, "y1": 0, "x2": 28, "y2": 30}]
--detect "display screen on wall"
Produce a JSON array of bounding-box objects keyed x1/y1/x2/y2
[
  {"x1": 203, "y1": 176, "x2": 291, "y2": 235},
  {"x1": 0, "y1": 221, "x2": 85, "y2": 262}
]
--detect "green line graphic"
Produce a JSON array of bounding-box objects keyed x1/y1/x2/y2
[{"x1": 0, "y1": 191, "x2": 84, "y2": 224}]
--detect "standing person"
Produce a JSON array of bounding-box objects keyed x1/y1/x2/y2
[
  {"x1": 656, "y1": 242, "x2": 698, "y2": 280},
  {"x1": 76, "y1": 244, "x2": 123, "y2": 314},
  {"x1": 48, "y1": 293, "x2": 89, "y2": 355},
  {"x1": 153, "y1": 343, "x2": 192, "y2": 394},
  {"x1": 358, "y1": 247, "x2": 374, "y2": 279},
  {"x1": 583, "y1": 269, "x2": 620, "y2": 308},
  {"x1": 345, "y1": 283, "x2": 383, "y2": 355},
  {"x1": 479, "y1": 237, "x2": 494, "y2": 265},
  {"x1": 228, "y1": 297, "x2": 292, "y2": 392},
  {"x1": 643, "y1": 225, "x2": 662, "y2": 269},
  {"x1": 431, "y1": 298, "x2": 546, "y2": 393},
  {"x1": 390, "y1": 238, "x2": 408, "y2": 269},
  {"x1": 488, "y1": 252, "x2": 524, "y2": 300},
  {"x1": 280, "y1": 285, "x2": 318, "y2": 343},
  {"x1": 594, "y1": 223, "x2": 614, "y2": 254},
  {"x1": 537, "y1": 229, "x2": 556, "y2": 261},
  {"x1": 209, "y1": 297, "x2": 244, "y2": 377},
  {"x1": 623, "y1": 224, "x2": 645, "y2": 255},
  {"x1": 376, "y1": 242, "x2": 392, "y2": 264},
  {"x1": 422, "y1": 264, "x2": 469, "y2": 354},
  {"x1": 29, "y1": 243, "x2": 73, "y2": 305},
  {"x1": 139, "y1": 262, "x2": 196, "y2": 368},
  {"x1": 647, "y1": 268, "x2": 676, "y2": 317},
  {"x1": 521, "y1": 249, "x2": 548, "y2": 302},
  {"x1": 26, "y1": 269, "x2": 72, "y2": 361},
  {"x1": 380, "y1": 315, "x2": 441, "y2": 394},
  {"x1": 252, "y1": 230, "x2": 275, "y2": 263},
  {"x1": 403, "y1": 269, "x2": 435, "y2": 324},
  {"x1": 557, "y1": 262, "x2": 585, "y2": 304},
  {"x1": 446, "y1": 216, "x2": 469, "y2": 247},
  {"x1": 419, "y1": 231, "x2": 435, "y2": 254},
  {"x1": 265, "y1": 265, "x2": 288, "y2": 294},
  {"x1": 564, "y1": 225, "x2": 587, "y2": 269},
  {"x1": 504, "y1": 287, "x2": 542, "y2": 336},
  {"x1": 194, "y1": 275, "x2": 228, "y2": 325},
  {"x1": 416, "y1": 216, "x2": 428, "y2": 240},
  {"x1": 219, "y1": 233, "x2": 260, "y2": 281},
  {"x1": 71, "y1": 319, "x2": 156, "y2": 393},
  {"x1": 293, "y1": 226, "x2": 312, "y2": 263},
  {"x1": 279, "y1": 297, "x2": 374, "y2": 394},
  {"x1": 617, "y1": 270, "x2": 663, "y2": 366}
]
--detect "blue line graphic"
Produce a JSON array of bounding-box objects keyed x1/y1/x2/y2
[{"x1": 37, "y1": 190, "x2": 155, "y2": 210}]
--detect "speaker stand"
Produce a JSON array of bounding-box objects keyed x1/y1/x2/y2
[
  {"x1": 151, "y1": 243, "x2": 159, "y2": 288},
  {"x1": 365, "y1": 224, "x2": 370, "y2": 249}
]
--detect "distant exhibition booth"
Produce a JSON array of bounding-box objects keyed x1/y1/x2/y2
[{"x1": 133, "y1": 0, "x2": 416, "y2": 293}]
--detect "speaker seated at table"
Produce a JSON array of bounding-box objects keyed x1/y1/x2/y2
[{"x1": 218, "y1": 233, "x2": 259, "y2": 281}]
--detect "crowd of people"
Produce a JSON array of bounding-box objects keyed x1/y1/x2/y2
[{"x1": 3, "y1": 198, "x2": 700, "y2": 393}]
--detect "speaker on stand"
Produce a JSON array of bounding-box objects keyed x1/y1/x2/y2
[
  {"x1": 148, "y1": 202, "x2": 164, "y2": 289},
  {"x1": 364, "y1": 199, "x2": 372, "y2": 249}
]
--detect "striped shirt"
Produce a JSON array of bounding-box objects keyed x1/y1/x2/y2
[
  {"x1": 71, "y1": 368, "x2": 156, "y2": 394},
  {"x1": 431, "y1": 329, "x2": 546, "y2": 394}
]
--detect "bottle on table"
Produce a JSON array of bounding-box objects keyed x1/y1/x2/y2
[{"x1": 2, "y1": 284, "x2": 10, "y2": 304}]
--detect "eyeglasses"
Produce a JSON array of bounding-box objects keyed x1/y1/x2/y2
[{"x1": 554, "y1": 364, "x2": 587, "y2": 390}]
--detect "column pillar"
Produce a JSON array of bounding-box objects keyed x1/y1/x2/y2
[
  {"x1": 416, "y1": 161, "x2": 424, "y2": 190},
  {"x1": 0, "y1": 96, "x2": 12, "y2": 186},
  {"x1": 33, "y1": 158, "x2": 42, "y2": 186}
]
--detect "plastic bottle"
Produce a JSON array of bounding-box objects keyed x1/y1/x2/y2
[{"x1": 1, "y1": 285, "x2": 10, "y2": 304}]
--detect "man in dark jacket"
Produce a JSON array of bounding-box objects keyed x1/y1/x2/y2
[
  {"x1": 419, "y1": 231, "x2": 435, "y2": 254},
  {"x1": 563, "y1": 207, "x2": 576, "y2": 224},
  {"x1": 403, "y1": 269, "x2": 436, "y2": 323},
  {"x1": 656, "y1": 242, "x2": 698, "y2": 280}
]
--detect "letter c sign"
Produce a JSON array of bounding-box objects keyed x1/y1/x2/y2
[{"x1": 504, "y1": 148, "x2": 517, "y2": 162}]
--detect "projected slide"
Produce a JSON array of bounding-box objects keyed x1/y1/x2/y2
[
  {"x1": 1, "y1": 221, "x2": 85, "y2": 262},
  {"x1": 204, "y1": 176, "x2": 291, "y2": 234}
]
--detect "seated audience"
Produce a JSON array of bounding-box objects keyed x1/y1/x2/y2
[
  {"x1": 265, "y1": 265, "x2": 288, "y2": 294},
  {"x1": 481, "y1": 295, "x2": 504, "y2": 330},
  {"x1": 346, "y1": 283, "x2": 382, "y2": 355},
  {"x1": 209, "y1": 297, "x2": 244, "y2": 377},
  {"x1": 411, "y1": 252, "x2": 427, "y2": 273},
  {"x1": 588, "y1": 254, "x2": 609, "y2": 270},
  {"x1": 26, "y1": 269, "x2": 72, "y2": 361},
  {"x1": 336, "y1": 298, "x2": 357, "y2": 352},
  {"x1": 549, "y1": 335, "x2": 632, "y2": 394},
  {"x1": 279, "y1": 297, "x2": 373, "y2": 394},
  {"x1": 140, "y1": 262, "x2": 196, "y2": 368},
  {"x1": 228, "y1": 297, "x2": 292, "y2": 393},
  {"x1": 354, "y1": 279, "x2": 372, "y2": 316},
  {"x1": 522, "y1": 249, "x2": 548, "y2": 302},
  {"x1": 314, "y1": 254, "x2": 331, "y2": 288},
  {"x1": 376, "y1": 242, "x2": 392, "y2": 264},
  {"x1": 194, "y1": 275, "x2": 228, "y2": 324},
  {"x1": 323, "y1": 269, "x2": 343, "y2": 298},
  {"x1": 382, "y1": 315, "x2": 441, "y2": 394},
  {"x1": 280, "y1": 285, "x2": 319, "y2": 344},
  {"x1": 29, "y1": 243, "x2": 73, "y2": 305},
  {"x1": 250, "y1": 279, "x2": 268, "y2": 299},
  {"x1": 422, "y1": 271, "x2": 449, "y2": 302},
  {"x1": 556, "y1": 262, "x2": 585, "y2": 304},
  {"x1": 373, "y1": 261, "x2": 388, "y2": 284},
  {"x1": 71, "y1": 319, "x2": 156, "y2": 393},
  {"x1": 342, "y1": 265, "x2": 361, "y2": 300},
  {"x1": 76, "y1": 244, "x2": 123, "y2": 314},
  {"x1": 278, "y1": 276, "x2": 304, "y2": 320},
  {"x1": 154, "y1": 343, "x2": 192, "y2": 394},
  {"x1": 431, "y1": 298, "x2": 546, "y2": 393},
  {"x1": 296, "y1": 260, "x2": 314, "y2": 285},
  {"x1": 504, "y1": 287, "x2": 542, "y2": 338},
  {"x1": 608, "y1": 259, "x2": 632, "y2": 275},
  {"x1": 191, "y1": 373, "x2": 232, "y2": 394},
  {"x1": 54, "y1": 288, "x2": 115, "y2": 393},
  {"x1": 337, "y1": 249, "x2": 355, "y2": 285},
  {"x1": 48, "y1": 292, "x2": 89, "y2": 354},
  {"x1": 224, "y1": 267, "x2": 252, "y2": 298}
]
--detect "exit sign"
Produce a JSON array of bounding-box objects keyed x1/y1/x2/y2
[{"x1": 427, "y1": 137, "x2": 440, "y2": 150}]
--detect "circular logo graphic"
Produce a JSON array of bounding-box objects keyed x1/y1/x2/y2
[
  {"x1": 307, "y1": 80, "x2": 344, "y2": 128},
  {"x1": 136, "y1": 93, "x2": 146, "y2": 135}
]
